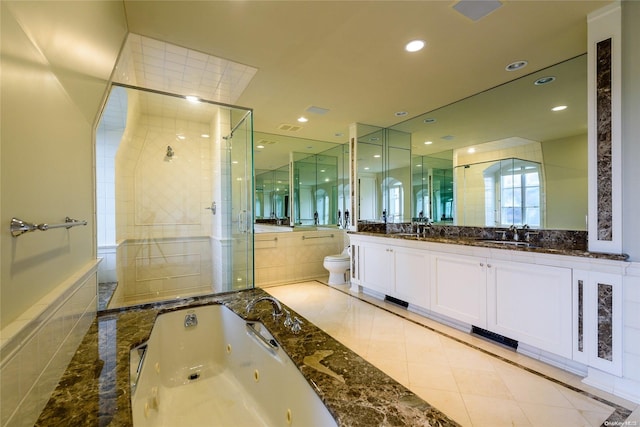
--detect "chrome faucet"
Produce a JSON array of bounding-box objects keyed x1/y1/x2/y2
[
  {"x1": 246, "y1": 296, "x2": 283, "y2": 319},
  {"x1": 509, "y1": 224, "x2": 519, "y2": 241}
]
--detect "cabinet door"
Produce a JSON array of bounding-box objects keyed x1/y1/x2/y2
[
  {"x1": 573, "y1": 270, "x2": 622, "y2": 376},
  {"x1": 430, "y1": 253, "x2": 487, "y2": 327},
  {"x1": 393, "y1": 247, "x2": 429, "y2": 309},
  {"x1": 487, "y1": 261, "x2": 572, "y2": 358},
  {"x1": 361, "y1": 243, "x2": 393, "y2": 294}
]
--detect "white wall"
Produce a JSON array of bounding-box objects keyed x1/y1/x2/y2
[
  {"x1": 0, "y1": 0, "x2": 127, "y2": 326},
  {"x1": 0, "y1": 1, "x2": 127, "y2": 425}
]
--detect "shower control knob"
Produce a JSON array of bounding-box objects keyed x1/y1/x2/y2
[{"x1": 205, "y1": 202, "x2": 216, "y2": 215}]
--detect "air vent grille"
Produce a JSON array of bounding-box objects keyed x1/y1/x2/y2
[{"x1": 278, "y1": 124, "x2": 302, "y2": 132}]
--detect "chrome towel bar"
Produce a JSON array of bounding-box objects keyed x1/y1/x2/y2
[
  {"x1": 10, "y1": 217, "x2": 87, "y2": 237},
  {"x1": 302, "y1": 234, "x2": 334, "y2": 240}
]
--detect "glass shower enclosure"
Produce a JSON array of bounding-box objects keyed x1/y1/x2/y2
[{"x1": 95, "y1": 85, "x2": 254, "y2": 309}]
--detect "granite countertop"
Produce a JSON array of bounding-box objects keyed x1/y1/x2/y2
[
  {"x1": 351, "y1": 231, "x2": 629, "y2": 262},
  {"x1": 36, "y1": 288, "x2": 459, "y2": 427}
]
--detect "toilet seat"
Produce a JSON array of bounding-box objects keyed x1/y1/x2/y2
[{"x1": 324, "y1": 255, "x2": 350, "y2": 262}]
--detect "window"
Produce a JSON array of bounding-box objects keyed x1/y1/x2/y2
[
  {"x1": 382, "y1": 177, "x2": 404, "y2": 222},
  {"x1": 484, "y1": 160, "x2": 542, "y2": 227}
]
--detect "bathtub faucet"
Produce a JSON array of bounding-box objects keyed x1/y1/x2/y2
[{"x1": 246, "y1": 296, "x2": 283, "y2": 319}]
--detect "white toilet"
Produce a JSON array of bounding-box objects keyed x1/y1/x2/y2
[{"x1": 323, "y1": 246, "x2": 351, "y2": 285}]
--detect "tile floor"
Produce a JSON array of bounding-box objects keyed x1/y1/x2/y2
[{"x1": 265, "y1": 281, "x2": 640, "y2": 427}]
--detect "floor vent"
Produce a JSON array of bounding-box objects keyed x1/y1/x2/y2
[
  {"x1": 384, "y1": 295, "x2": 409, "y2": 308},
  {"x1": 472, "y1": 326, "x2": 518, "y2": 350}
]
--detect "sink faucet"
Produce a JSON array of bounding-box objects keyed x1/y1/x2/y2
[
  {"x1": 246, "y1": 296, "x2": 283, "y2": 319},
  {"x1": 508, "y1": 224, "x2": 519, "y2": 241}
]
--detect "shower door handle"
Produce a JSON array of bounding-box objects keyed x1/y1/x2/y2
[
  {"x1": 205, "y1": 202, "x2": 216, "y2": 215},
  {"x1": 238, "y1": 210, "x2": 248, "y2": 233}
]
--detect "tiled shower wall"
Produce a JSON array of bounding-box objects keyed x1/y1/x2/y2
[{"x1": 107, "y1": 108, "x2": 219, "y2": 302}]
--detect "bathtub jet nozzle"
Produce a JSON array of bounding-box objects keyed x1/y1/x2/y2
[
  {"x1": 246, "y1": 296, "x2": 283, "y2": 320},
  {"x1": 184, "y1": 312, "x2": 198, "y2": 328}
]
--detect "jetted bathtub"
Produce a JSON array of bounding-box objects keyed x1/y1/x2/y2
[{"x1": 131, "y1": 304, "x2": 338, "y2": 427}]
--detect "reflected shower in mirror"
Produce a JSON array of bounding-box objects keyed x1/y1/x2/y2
[{"x1": 253, "y1": 132, "x2": 349, "y2": 230}]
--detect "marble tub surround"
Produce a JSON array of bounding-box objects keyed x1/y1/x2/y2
[
  {"x1": 354, "y1": 223, "x2": 628, "y2": 260},
  {"x1": 35, "y1": 288, "x2": 459, "y2": 427}
]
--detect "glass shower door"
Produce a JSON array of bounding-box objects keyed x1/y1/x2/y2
[{"x1": 227, "y1": 111, "x2": 254, "y2": 291}]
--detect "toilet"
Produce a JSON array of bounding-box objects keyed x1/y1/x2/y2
[{"x1": 323, "y1": 246, "x2": 351, "y2": 285}]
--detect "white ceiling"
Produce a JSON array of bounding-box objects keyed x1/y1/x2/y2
[{"x1": 122, "y1": 1, "x2": 609, "y2": 140}]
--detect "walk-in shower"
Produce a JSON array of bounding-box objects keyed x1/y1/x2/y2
[{"x1": 96, "y1": 85, "x2": 254, "y2": 309}]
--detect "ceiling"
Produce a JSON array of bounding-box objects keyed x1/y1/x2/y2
[{"x1": 122, "y1": 0, "x2": 609, "y2": 146}]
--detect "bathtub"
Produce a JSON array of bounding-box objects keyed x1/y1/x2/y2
[{"x1": 130, "y1": 304, "x2": 338, "y2": 427}]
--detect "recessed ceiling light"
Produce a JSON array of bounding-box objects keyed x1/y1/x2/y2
[
  {"x1": 552, "y1": 105, "x2": 568, "y2": 111},
  {"x1": 405, "y1": 40, "x2": 425, "y2": 52},
  {"x1": 364, "y1": 167, "x2": 370, "y2": 170},
  {"x1": 201, "y1": 134, "x2": 210, "y2": 138},
  {"x1": 176, "y1": 134, "x2": 186, "y2": 140},
  {"x1": 320, "y1": 169, "x2": 326, "y2": 172},
  {"x1": 416, "y1": 164, "x2": 422, "y2": 167},
  {"x1": 423, "y1": 118, "x2": 437, "y2": 124},
  {"x1": 395, "y1": 111, "x2": 408, "y2": 117},
  {"x1": 467, "y1": 147, "x2": 476, "y2": 153},
  {"x1": 373, "y1": 154, "x2": 381, "y2": 158},
  {"x1": 185, "y1": 95, "x2": 199, "y2": 103},
  {"x1": 534, "y1": 76, "x2": 556, "y2": 85},
  {"x1": 297, "y1": 116, "x2": 308, "y2": 123},
  {"x1": 256, "y1": 145, "x2": 265, "y2": 149},
  {"x1": 232, "y1": 160, "x2": 239, "y2": 164},
  {"x1": 424, "y1": 141, "x2": 433, "y2": 145},
  {"x1": 505, "y1": 60, "x2": 528, "y2": 71}
]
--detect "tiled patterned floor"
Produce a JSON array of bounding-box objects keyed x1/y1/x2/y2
[{"x1": 265, "y1": 281, "x2": 640, "y2": 427}]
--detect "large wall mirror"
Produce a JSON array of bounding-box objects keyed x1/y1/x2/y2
[
  {"x1": 253, "y1": 132, "x2": 349, "y2": 229},
  {"x1": 388, "y1": 54, "x2": 587, "y2": 230}
]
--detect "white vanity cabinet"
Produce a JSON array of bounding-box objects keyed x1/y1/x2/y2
[
  {"x1": 430, "y1": 253, "x2": 488, "y2": 328},
  {"x1": 350, "y1": 232, "x2": 628, "y2": 393},
  {"x1": 430, "y1": 253, "x2": 572, "y2": 358},
  {"x1": 359, "y1": 241, "x2": 393, "y2": 294},
  {"x1": 487, "y1": 260, "x2": 573, "y2": 358},
  {"x1": 393, "y1": 245, "x2": 430, "y2": 307},
  {"x1": 350, "y1": 235, "x2": 429, "y2": 309}
]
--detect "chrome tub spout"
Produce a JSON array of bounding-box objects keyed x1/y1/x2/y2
[{"x1": 246, "y1": 296, "x2": 283, "y2": 319}]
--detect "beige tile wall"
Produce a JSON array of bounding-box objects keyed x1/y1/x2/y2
[
  {"x1": 0, "y1": 261, "x2": 99, "y2": 427},
  {"x1": 255, "y1": 229, "x2": 347, "y2": 287}
]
